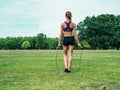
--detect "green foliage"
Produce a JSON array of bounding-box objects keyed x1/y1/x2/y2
[
  {"x1": 0, "y1": 38, "x2": 6, "y2": 49},
  {"x1": 21, "y1": 40, "x2": 31, "y2": 49},
  {"x1": 35, "y1": 33, "x2": 47, "y2": 49},
  {"x1": 77, "y1": 14, "x2": 120, "y2": 50},
  {"x1": 81, "y1": 40, "x2": 91, "y2": 49},
  {"x1": 5, "y1": 39, "x2": 17, "y2": 49},
  {"x1": 47, "y1": 37, "x2": 58, "y2": 49},
  {"x1": 0, "y1": 36, "x2": 58, "y2": 50}
]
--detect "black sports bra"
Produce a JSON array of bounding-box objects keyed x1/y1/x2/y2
[{"x1": 63, "y1": 21, "x2": 73, "y2": 32}]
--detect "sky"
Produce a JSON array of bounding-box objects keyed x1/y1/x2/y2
[{"x1": 0, "y1": 0, "x2": 120, "y2": 38}]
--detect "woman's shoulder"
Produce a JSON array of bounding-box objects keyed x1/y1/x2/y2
[
  {"x1": 60, "y1": 22, "x2": 65, "y2": 28},
  {"x1": 71, "y1": 21, "x2": 76, "y2": 25},
  {"x1": 71, "y1": 21, "x2": 76, "y2": 27},
  {"x1": 61, "y1": 21, "x2": 65, "y2": 24},
  {"x1": 60, "y1": 21, "x2": 65, "y2": 26}
]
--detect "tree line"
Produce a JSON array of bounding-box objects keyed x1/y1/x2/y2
[
  {"x1": 0, "y1": 14, "x2": 119, "y2": 50},
  {"x1": 0, "y1": 33, "x2": 58, "y2": 50}
]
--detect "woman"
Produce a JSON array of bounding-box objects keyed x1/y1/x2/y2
[{"x1": 58, "y1": 11, "x2": 82, "y2": 73}]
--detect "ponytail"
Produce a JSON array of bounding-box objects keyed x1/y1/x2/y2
[{"x1": 65, "y1": 11, "x2": 72, "y2": 20}]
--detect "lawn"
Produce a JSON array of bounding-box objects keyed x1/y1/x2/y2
[{"x1": 0, "y1": 50, "x2": 120, "y2": 90}]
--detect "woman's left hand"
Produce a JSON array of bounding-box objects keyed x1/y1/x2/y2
[{"x1": 57, "y1": 43, "x2": 61, "y2": 48}]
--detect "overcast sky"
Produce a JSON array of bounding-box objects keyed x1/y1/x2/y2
[{"x1": 0, "y1": 0, "x2": 120, "y2": 38}]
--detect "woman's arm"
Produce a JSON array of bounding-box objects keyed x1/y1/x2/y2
[
  {"x1": 73, "y1": 23, "x2": 82, "y2": 48},
  {"x1": 58, "y1": 23, "x2": 63, "y2": 47}
]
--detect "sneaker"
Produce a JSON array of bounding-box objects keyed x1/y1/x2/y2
[
  {"x1": 64, "y1": 68, "x2": 68, "y2": 73},
  {"x1": 67, "y1": 70, "x2": 71, "y2": 73}
]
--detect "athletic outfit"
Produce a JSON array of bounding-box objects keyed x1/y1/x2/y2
[{"x1": 63, "y1": 21, "x2": 74, "y2": 46}]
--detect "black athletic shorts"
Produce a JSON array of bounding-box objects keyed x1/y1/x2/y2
[{"x1": 63, "y1": 36, "x2": 74, "y2": 46}]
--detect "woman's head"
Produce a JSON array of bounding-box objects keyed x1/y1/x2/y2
[{"x1": 65, "y1": 11, "x2": 72, "y2": 20}]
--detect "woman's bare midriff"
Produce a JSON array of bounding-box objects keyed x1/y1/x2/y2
[{"x1": 63, "y1": 32, "x2": 73, "y2": 37}]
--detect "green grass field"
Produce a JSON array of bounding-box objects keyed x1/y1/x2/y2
[{"x1": 0, "y1": 50, "x2": 120, "y2": 90}]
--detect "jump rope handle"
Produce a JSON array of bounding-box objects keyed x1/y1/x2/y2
[{"x1": 56, "y1": 47, "x2": 59, "y2": 50}]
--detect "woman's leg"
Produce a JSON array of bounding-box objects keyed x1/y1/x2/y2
[
  {"x1": 68, "y1": 45, "x2": 74, "y2": 71},
  {"x1": 63, "y1": 46, "x2": 68, "y2": 69}
]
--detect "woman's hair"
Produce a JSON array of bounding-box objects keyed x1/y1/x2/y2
[{"x1": 65, "y1": 11, "x2": 72, "y2": 20}]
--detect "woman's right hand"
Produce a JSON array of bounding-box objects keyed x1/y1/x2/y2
[{"x1": 78, "y1": 43, "x2": 82, "y2": 48}]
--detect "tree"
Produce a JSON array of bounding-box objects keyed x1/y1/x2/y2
[
  {"x1": 0, "y1": 38, "x2": 6, "y2": 49},
  {"x1": 113, "y1": 15, "x2": 120, "y2": 50},
  {"x1": 35, "y1": 33, "x2": 46, "y2": 49},
  {"x1": 6, "y1": 39, "x2": 17, "y2": 49},
  {"x1": 30, "y1": 36, "x2": 37, "y2": 49},
  {"x1": 77, "y1": 14, "x2": 119, "y2": 50},
  {"x1": 47, "y1": 38, "x2": 58, "y2": 49},
  {"x1": 21, "y1": 40, "x2": 31, "y2": 49}
]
